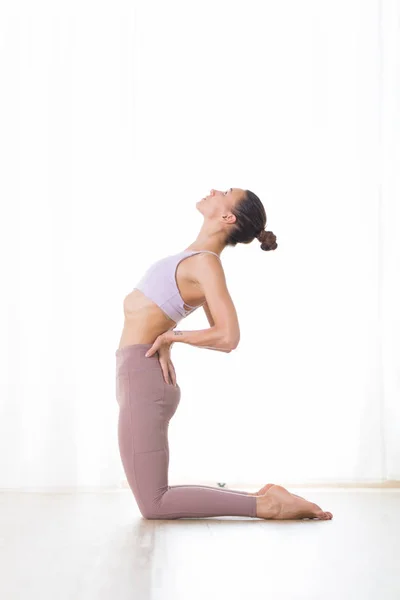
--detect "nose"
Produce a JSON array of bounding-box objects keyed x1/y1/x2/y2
[{"x1": 210, "y1": 189, "x2": 219, "y2": 196}]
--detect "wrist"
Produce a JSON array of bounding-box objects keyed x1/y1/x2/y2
[
  {"x1": 164, "y1": 330, "x2": 175, "y2": 344},
  {"x1": 168, "y1": 329, "x2": 184, "y2": 344}
]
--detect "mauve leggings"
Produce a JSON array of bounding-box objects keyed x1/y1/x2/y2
[{"x1": 115, "y1": 343, "x2": 257, "y2": 519}]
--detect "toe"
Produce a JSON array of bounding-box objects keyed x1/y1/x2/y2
[{"x1": 314, "y1": 509, "x2": 329, "y2": 519}]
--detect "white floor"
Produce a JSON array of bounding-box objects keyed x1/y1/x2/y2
[{"x1": 1, "y1": 488, "x2": 399, "y2": 600}]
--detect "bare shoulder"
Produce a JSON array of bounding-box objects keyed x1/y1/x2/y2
[{"x1": 189, "y1": 252, "x2": 224, "y2": 281}]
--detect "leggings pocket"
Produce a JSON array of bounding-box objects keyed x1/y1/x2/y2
[
  {"x1": 116, "y1": 367, "x2": 165, "y2": 406},
  {"x1": 129, "y1": 367, "x2": 165, "y2": 403}
]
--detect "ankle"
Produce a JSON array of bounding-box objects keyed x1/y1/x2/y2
[{"x1": 256, "y1": 492, "x2": 279, "y2": 519}]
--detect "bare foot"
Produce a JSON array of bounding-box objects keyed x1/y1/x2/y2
[
  {"x1": 256, "y1": 484, "x2": 333, "y2": 520},
  {"x1": 250, "y1": 483, "x2": 307, "y2": 502}
]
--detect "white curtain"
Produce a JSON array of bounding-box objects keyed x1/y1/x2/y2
[{"x1": 0, "y1": 0, "x2": 398, "y2": 491}]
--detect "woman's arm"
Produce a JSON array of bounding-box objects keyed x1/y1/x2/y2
[
  {"x1": 167, "y1": 254, "x2": 240, "y2": 352},
  {"x1": 166, "y1": 326, "x2": 233, "y2": 352},
  {"x1": 203, "y1": 300, "x2": 215, "y2": 327}
]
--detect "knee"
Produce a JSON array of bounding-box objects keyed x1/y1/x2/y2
[
  {"x1": 137, "y1": 489, "x2": 173, "y2": 520},
  {"x1": 141, "y1": 508, "x2": 168, "y2": 520},
  {"x1": 139, "y1": 502, "x2": 164, "y2": 520},
  {"x1": 141, "y1": 512, "x2": 163, "y2": 520},
  {"x1": 140, "y1": 504, "x2": 177, "y2": 520}
]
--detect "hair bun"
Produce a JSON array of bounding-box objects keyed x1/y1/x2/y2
[{"x1": 259, "y1": 229, "x2": 278, "y2": 251}]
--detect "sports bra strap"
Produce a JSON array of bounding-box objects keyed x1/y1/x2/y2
[{"x1": 187, "y1": 249, "x2": 221, "y2": 260}]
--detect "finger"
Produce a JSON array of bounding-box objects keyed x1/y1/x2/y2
[
  {"x1": 159, "y1": 360, "x2": 170, "y2": 384},
  {"x1": 163, "y1": 370, "x2": 170, "y2": 384},
  {"x1": 169, "y1": 362, "x2": 177, "y2": 386},
  {"x1": 145, "y1": 346, "x2": 154, "y2": 357},
  {"x1": 168, "y1": 367, "x2": 175, "y2": 386}
]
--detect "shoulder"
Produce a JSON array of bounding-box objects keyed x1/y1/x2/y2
[
  {"x1": 190, "y1": 252, "x2": 223, "y2": 269},
  {"x1": 188, "y1": 252, "x2": 226, "y2": 284}
]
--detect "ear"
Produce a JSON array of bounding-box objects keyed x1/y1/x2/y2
[{"x1": 223, "y1": 212, "x2": 237, "y2": 225}]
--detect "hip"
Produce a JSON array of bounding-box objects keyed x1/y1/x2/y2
[{"x1": 115, "y1": 343, "x2": 180, "y2": 413}]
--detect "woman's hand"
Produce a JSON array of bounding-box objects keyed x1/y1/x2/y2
[{"x1": 145, "y1": 332, "x2": 177, "y2": 386}]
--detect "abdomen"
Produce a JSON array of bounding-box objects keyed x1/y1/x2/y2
[{"x1": 117, "y1": 289, "x2": 177, "y2": 348}]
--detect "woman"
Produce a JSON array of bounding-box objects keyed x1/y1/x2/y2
[{"x1": 115, "y1": 187, "x2": 333, "y2": 521}]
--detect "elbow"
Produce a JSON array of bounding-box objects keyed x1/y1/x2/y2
[{"x1": 225, "y1": 334, "x2": 240, "y2": 351}]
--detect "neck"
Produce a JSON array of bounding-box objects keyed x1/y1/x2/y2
[{"x1": 184, "y1": 225, "x2": 227, "y2": 257}]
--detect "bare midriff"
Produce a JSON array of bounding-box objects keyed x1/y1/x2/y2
[
  {"x1": 117, "y1": 256, "x2": 206, "y2": 350},
  {"x1": 117, "y1": 289, "x2": 177, "y2": 348}
]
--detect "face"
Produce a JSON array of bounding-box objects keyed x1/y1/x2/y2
[{"x1": 196, "y1": 187, "x2": 245, "y2": 225}]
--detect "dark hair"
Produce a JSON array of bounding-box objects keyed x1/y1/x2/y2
[{"x1": 225, "y1": 189, "x2": 278, "y2": 252}]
